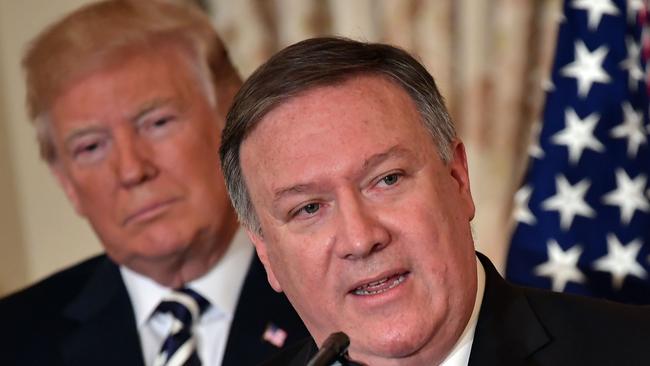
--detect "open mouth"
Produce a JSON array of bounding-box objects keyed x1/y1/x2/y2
[{"x1": 351, "y1": 272, "x2": 409, "y2": 296}]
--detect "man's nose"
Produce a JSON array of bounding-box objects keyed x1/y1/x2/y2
[
  {"x1": 115, "y1": 133, "x2": 158, "y2": 187},
  {"x1": 334, "y1": 193, "x2": 391, "y2": 260}
]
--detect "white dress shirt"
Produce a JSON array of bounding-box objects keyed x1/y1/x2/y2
[
  {"x1": 439, "y1": 255, "x2": 486, "y2": 366},
  {"x1": 120, "y1": 229, "x2": 253, "y2": 366}
]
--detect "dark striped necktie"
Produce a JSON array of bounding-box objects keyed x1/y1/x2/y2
[{"x1": 153, "y1": 288, "x2": 210, "y2": 366}]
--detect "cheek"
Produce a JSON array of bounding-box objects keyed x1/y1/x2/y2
[
  {"x1": 71, "y1": 174, "x2": 116, "y2": 215},
  {"x1": 408, "y1": 181, "x2": 470, "y2": 242},
  {"x1": 264, "y1": 237, "x2": 338, "y2": 337},
  {"x1": 162, "y1": 117, "x2": 221, "y2": 172},
  {"x1": 267, "y1": 240, "x2": 308, "y2": 285},
  {"x1": 395, "y1": 195, "x2": 472, "y2": 283},
  {"x1": 163, "y1": 137, "x2": 226, "y2": 194},
  {"x1": 265, "y1": 231, "x2": 329, "y2": 296},
  {"x1": 169, "y1": 144, "x2": 219, "y2": 179}
]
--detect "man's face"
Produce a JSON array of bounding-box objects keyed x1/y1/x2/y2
[
  {"x1": 49, "y1": 47, "x2": 235, "y2": 283},
  {"x1": 240, "y1": 75, "x2": 478, "y2": 364}
]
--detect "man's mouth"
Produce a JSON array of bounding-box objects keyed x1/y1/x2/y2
[
  {"x1": 123, "y1": 198, "x2": 180, "y2": 225},
  {"x1": 351, "y1": 272, "x2": 409, "y2": 296}
]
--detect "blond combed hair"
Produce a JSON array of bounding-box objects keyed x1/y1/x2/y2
[{"x1": 23, "y1": 0, "x2": 241, "y2": 163}]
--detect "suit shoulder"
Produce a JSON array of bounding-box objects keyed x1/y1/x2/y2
[
  {"x1": 223, "y1": 254, "x2": 310, "y2": 365},
  {"x1": 521, "y1": 285, "x2": 650, "y2": 336},
  {"x1": 0, "y1": 254, "x2": 108, "y2": 318}
]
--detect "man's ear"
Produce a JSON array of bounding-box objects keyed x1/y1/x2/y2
[
  {"x1": 246, "y1": 228, "x2": 283, "y2": 293},
  {"x1": 49, "y1": 164, "x2": 85, "y2": 216},
  {"x1": 448, "y1": 139, "x2": 475, "y2": 220}
]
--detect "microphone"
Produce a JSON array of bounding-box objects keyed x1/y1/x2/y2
[{"x1": 306, "y1": 331, "x2": 350, "y2": 366}]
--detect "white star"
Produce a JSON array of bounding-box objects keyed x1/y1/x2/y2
[
  {"x1": 560, "y1": 41, "x2": 611, "y2": 98},
  {"x1": 627, "y1": 0, "x2": 644, "y2": 24},
  {"x1": 514, "y1": 185, "x2": 536, "y2": 225},
  {"x1": 571, "y1": 0, "x2": 620, "y2": 31},
  {"x1": 593, "y1": 233, "x2": 647, "y2": 289},
  {"x1": 534, "y1": 239, "x2": 586, "y2": 292},
  {"x1": 551, "y1": 108, "x2": 604, "y2": 164},
  {"x1": 542, "y1": 175, "x2": 596, "y2": 230},
  {"x1": 610, "y1": 102, "x2": 647, "y2": 158},
  {"x1": 528, "y1": 121, "x2": 545, "y2": 159},
  {"x1": 602, "y1": 168, "x2": 650, "y2": 225},
  {"x1": 619, "y1": 36, "x2": 644, "y2": 91}
]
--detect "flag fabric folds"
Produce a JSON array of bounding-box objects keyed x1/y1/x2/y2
[{"x1": 505, "y1": 0, "x2": 650, "y2": 304}]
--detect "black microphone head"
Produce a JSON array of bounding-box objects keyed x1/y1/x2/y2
[
  {"x1": 307, "y1": 331, "x2": 350, "y2": 366},
  {"x1": 321, "y1": 332, "x2": 350, "y2": 353}
]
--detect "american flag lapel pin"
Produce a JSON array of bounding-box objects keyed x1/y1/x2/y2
[{"x1": 262, "y1": 322, "x2": 288, "y2": 348}]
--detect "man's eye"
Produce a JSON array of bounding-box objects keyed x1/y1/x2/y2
[
  {"x1": 148, "y1": 116, "x2": 175, "y2": 130},
  {"x1": 139, "y1": 115, "x2": 177, "y2": 139},
  {"x1": 153, "y1": 117, "x2": 172, "y2": 128},
  {"x1": 71, "y1": 139, "x2": 108, "y2": 164},
  {"x1": 78, "y1": 143, "x2": 99, "y2": 154},
  {"x1": 295, "y1": 202, "x2": 320, "y2": 217},
  {"x1": 380, "y1": 173, "x2": 401, "y2": 186}
]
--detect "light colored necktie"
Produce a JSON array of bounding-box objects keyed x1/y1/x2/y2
[{"x1": 153, "y1": 288, "x2": 210, "y2": 366}]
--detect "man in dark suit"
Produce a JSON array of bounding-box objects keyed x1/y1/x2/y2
[
  {"x1": 0, "y1": 1, "x2": 307, "y2": 365},
  {"x1": 218, "y1": 37, "x2": 650, "y2": 365}
]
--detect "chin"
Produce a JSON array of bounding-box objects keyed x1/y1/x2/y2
[
  {"x1": 144, "y1": 235, "x2": 194, "y2": 260},
  {"x1": 122, "y1": 229, "x2": 193, "y2": 261},
  {"x1": 351, "y1": 325, "x2": 431, "y2": 361}
]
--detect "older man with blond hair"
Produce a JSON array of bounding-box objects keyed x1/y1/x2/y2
[{"x1": 0, "y1": 1, "x2": 307, "y2": 365}]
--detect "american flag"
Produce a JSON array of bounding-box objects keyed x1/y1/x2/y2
[
  {"x1": 505, "y1": 0, "x2": 650, "y2": 304},
  {"x1": 262, "y1": 322, "x2": 288, "y2": 348}
]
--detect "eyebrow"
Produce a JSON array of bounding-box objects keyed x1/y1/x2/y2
[
  {"x1": 63, "y1": 125, "x2": 106, "y2": 147},
  {"x1": 362, "y1": 145, "x2": 411, "y2": 170},
  {"x1": 62, "y1": 98, "x2": 174, "y2": 146},
  {"x1": 129, "y1": 97, "x2": 174, "y2": 122},
  {"x1": 271, "y1": 144, "x2": 412, "y2": 203}
]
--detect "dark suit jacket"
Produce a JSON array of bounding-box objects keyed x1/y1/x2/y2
[
  {"x1": 0, "y1": 253, "x2": 309, "y2": 366},
  {"x1": 262, "y1": 252, "x2": 650, "y2": 366}
]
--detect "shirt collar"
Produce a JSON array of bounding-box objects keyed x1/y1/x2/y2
[
  {"x1": 120, "y1": 228, "x2": 254, "y2": 327},
  {"x1": 439, "y1": 255, "x2": 486, "y2": 366}
]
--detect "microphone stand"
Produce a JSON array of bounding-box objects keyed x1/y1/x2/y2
[{"x1": 306, "y1": 332, "x2": 350, "y2": 366}]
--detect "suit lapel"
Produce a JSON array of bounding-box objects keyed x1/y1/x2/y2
[
  {"x1": 286, "y1": 339, "x2": 318, "y2": 366},
  {"x1": 222, "y1": 254, "x2": 309, "y2": 366},
  {"x1": 468, "y1": 253, "x2": 550, "y2": 366},
  {"x1": 59, "y1": 256, "x2": 144, "y2": 366}
]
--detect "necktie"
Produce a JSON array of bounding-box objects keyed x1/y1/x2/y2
[{"x1": 153, "y1": 288, "x2": 210, "y2": 366}]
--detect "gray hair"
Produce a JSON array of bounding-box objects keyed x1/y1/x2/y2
[{"x1": 220, "y1": 37, "x2": 456, "y2": 233}]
